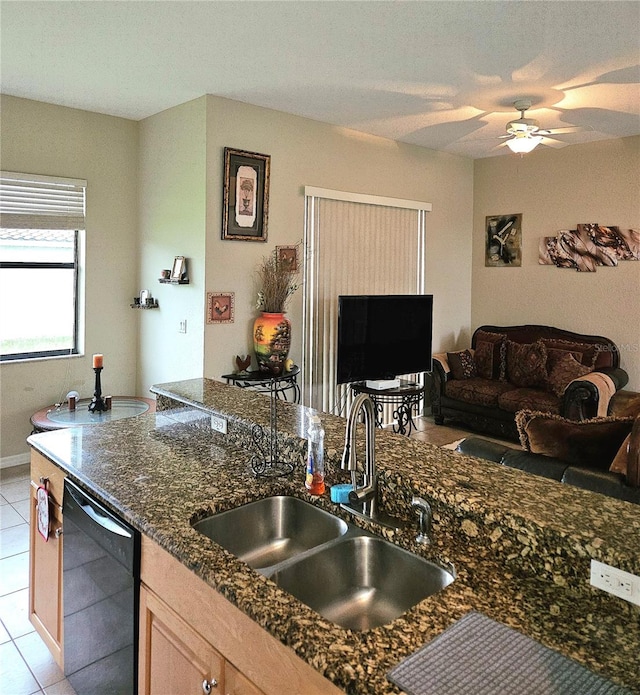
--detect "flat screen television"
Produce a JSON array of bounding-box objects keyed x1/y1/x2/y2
[{"x1": 336, "y1": 294, "x2": 433, "y2": 384}]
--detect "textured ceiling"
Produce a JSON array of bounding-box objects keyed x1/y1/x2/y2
[{"x1": 1, "y1": 1, "x2": 639, "y2": 158}]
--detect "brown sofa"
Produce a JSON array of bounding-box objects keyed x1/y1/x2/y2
[
  {"x1": 456, "y1": 411, "x2": 640, "y2": 504},
  {"x1": 430, "y1": 324, "x2": 629, "y2": 441}
]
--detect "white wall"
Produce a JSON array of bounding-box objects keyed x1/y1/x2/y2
[
  {"x1": 202, "y1": 96, "x2": 474, "y2": 384},
  {"x1": 137, "y1": 97, "x2": 207, "y2": 394},
  {"x1": 0, "y1": 96, "x2": 139, "y2": 461},
  {"x1": 473, "y1": 136, "x2": 640, "y2": 390}
]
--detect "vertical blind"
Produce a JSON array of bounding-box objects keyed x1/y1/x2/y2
[
  {"x1": 0, "y1": 171, "x2": 86, "y2": 230},
  {"x1": 303, "y1": 189, "x2": 430, "y2": 416}
]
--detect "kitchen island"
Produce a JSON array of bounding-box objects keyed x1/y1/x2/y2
[{"x1": 28, "y1": 378, "x2": 639, "y2": 694}]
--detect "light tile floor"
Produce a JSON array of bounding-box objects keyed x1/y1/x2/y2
[
  {"x1": 0, "y1": 417, "x2": 508, "y2": 694},
  {"x1": 0, "y1": 463, "x2": 77, "y2": 695}
]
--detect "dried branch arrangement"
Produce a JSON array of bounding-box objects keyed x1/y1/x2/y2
[{"x1": 255, "y1": 244, "x2": 300, "y2": 313}]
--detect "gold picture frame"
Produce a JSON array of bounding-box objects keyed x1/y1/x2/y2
[
  {"x1": 276, "y1": 245, "x2": 298, "y2": 272},
  {"x1": 206, "y1": 292, "x2": 235, "y2": 324},
  {"x1": 221, "y1": 148, "x2": 270, "y2": 241}
]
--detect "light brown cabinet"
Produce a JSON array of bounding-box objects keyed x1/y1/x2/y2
[
  {"x1": 29, "y1": 451, "x2": 66, "y2": 669},
  {"x1": 140, "y1": 536, "x2": 341, "y2": 695},
  {"x1": 139, "y1": 585, "x2": 226, "y2": 695},
  {"x1": 225, "y1": 663, "x2": 265, "y2": 695}
]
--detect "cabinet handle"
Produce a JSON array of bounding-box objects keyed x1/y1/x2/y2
[
  {"x1": 54, "y1": 527, "x2": 63, "y2": 538},
  {"x1": 202, "y1": 679, "x2": 217, "y2": 693}
]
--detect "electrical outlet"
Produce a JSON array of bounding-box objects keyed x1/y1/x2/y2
[
  {"x1": 210, "y1": 414, "x2": 227, "y2": 435},
  {"x1": 590, "y1": 560, "x2": 640, "y2": 606},
  {"x1": 178, "y1": 320, "x2": 187, "y2": 334}
]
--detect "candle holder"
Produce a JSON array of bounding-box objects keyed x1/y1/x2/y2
[{"x1": 88, "y1": 367, "x2": 108, "y2": 413}]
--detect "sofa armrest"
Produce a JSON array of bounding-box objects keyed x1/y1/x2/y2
[
  {"x1": 429, "y1": 354, "x2": 451, "y2": 417},
  {"x1": 562, "y1": 367, "x2": 629, "y2": 420},
  {"x1": 562, "y1": 467, "x2": 640, "y2": 504},
  {"x1": 599, "y1": 366, "x2": 630, "y2": 391}
]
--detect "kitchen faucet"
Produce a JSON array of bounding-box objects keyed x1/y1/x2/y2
[{"x1": 340, "y1": 393, "x2": 378, "y2": 518}]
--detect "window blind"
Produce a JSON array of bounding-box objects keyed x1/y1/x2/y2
[
  {"x1": 0, "y1": 171, "x2": 86, "y2": 230},
  {"x1": 303, "y1": 190, "x2": 429, "y2": 416}
]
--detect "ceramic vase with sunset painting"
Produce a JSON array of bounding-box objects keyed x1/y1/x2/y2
[{"x1": 253, "y1": 312, "x2": 292, "y2": 376}]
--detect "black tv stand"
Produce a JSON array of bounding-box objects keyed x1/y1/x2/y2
[{"x1": 350, "y1": 379, "x2": 424, "y2": 436}]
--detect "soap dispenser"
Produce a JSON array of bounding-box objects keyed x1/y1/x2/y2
[{"x1": 305, "y1": 416, "x2": 325, "y2": 495}]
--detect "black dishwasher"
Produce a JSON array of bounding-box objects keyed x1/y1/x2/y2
[{"x1": 63, "y1": 478, "x2": 140, "y2": 695}]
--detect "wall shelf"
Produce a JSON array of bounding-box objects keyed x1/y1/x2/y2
[
  {"x1": 158, "y1": 278, "x2": 189, "y2": 285},
  {"x1": 130, "y1": 302, "x2": 159, "y2": 309}
]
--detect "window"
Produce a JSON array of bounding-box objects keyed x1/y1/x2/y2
[{"x1": 0, "y1": 172, "x2": 86, "y2": 361}]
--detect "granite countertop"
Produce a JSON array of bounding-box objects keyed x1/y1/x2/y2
[{"x1": 28, "y1": 378, "x2": 640, "y2": 694}]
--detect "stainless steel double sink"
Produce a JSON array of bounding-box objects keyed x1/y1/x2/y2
[{"x1": 192, "y1": 495, "x2": 455, "y2": 631}]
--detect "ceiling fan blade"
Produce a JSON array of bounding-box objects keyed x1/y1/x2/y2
[
  {"x1": 538, "y1": 126, "x2": 586, "y2": 136},
  {"x1": 539, "y1": 136, "x2": 567, "y2": 148}
]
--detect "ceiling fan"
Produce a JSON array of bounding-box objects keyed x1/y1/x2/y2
[{"x1": 501, "y1": 99, "x2": 585, "y2": 154}]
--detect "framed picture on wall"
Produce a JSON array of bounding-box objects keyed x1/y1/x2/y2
[
  {"x1": 221, "y1": 148, "x2": 270, "y2": 241},
  {"x1": 276, "y1": 245, "x2": 298, "y2": 272},
  {"x1": 485, "y1": 214, "x2": 522, "y2": 267},
  {"x1": 207, "y1": 292, "x2": 235, "y2": 324}
]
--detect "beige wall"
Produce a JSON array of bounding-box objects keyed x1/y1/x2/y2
[
  {"x1": 2, "y1": 93, "x2": 637, "y2": 463},
  {"x1": 137, "y1": 97, "x2": 207, "y2": 394},
  {"x1": 203, "y1": 96, "x2": 474, "y2": 385},
  {"x1": 2, "y1": 93, "x2": 473, "y2": 462},
  {"x1": 0, "y1": 96, "x2": 139, "y2": 462},
  {"x1": 473, "y1": 136, "x2": 640, "y2": 390}
]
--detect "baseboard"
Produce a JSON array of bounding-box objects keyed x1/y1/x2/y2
[{"x1": 1, "y1": 452, "x2": 30, "y2": 470}]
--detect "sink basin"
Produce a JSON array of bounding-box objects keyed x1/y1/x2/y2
[
  {"x1": 271, "y1": 535, "x2": 455, "y2": 631},
  {"x1": 192, "y1": 496, "x2": 348, "y2": 570}
]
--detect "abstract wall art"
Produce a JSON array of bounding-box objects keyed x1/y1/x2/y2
[
  {"x1": 539, "y1": 224, "x2": 640, "y2": 272},
  {"x1": 485, "y1": 214, "x2": 522, "y2": 267}
]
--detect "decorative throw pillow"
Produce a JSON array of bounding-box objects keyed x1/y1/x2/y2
[
  {"x1": 546, "y1": 347, "x2": 583, "y2": 367},
  {"x1": 447, "y1": 350, "x2": 477, "y2": 380},
  {"x1": 473, "y1": 330, "x2": 506, "y2": 380},
  {"x1": 545, "y1": 352, "x2": 593, "y2": 397},
  {"x1": 506, "y1": 340, "x2": 548, "y2": 388},
  {"x1": 515, "y1": 410, "x2": 635, "y2": 470},
  {"x1": 540, "y1": 338, "x2": 602, "y2": 369}
]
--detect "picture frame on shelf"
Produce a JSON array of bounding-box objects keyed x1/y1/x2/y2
[
  {"x1": 222, "y1": 147, "x2": 270, "y2": 242},
  {"x1": 171, "y1": 256, "x2": 186, "y2": 280},
  {"x1": 207, "y1": 292, "x2": 235, "y2": 324},
  {"x1": 276, "y1": 245, "x2": 298, "y2": 272}
]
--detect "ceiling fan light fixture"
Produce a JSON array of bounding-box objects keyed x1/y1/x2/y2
[
  {"x1": 506, "y1": 135, "x2": 543, "y2": 154},
  {"x1": 506, "y1": 117, "x2": 540, "y2": 136}
]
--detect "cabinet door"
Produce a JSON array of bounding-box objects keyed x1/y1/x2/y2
[
  {"x1": 139, "y1": 585, "x2": 225, "y2": 695},
  {"x1": 225, "y1": 663, "x2": 265, "y2": 695},
  {"x1": 29, "y1": 453, "x2": 65, "y2": 669}
]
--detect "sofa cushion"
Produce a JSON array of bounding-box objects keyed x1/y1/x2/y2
[
  {"x1": 540, "y1": 338, "x2": 602, "y2": 369},
  {"x1": 447, "y1": 349, "x2": 477, "y2": 380},
  {"x1": 545, "y1": 351, "x2": 593, "y2": 397},
  {"x1": 609, "y1": 417, "x2": 640, "y2": 487},
  {"x1": 445, "y1": 378, "x2": 513, "y2": 408},
  {"x1": 474, "y1": 330, "x2": 506, "y2": 380},
  {"x1": 506, "y1": 340, "x2": 548, "y2": 387},
  {"x1": 498, "y1": 388, "x2": 561, "y2": 414},
  {"x1": 515, "y1": 410, "x2": 634, "y2": 470}
]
